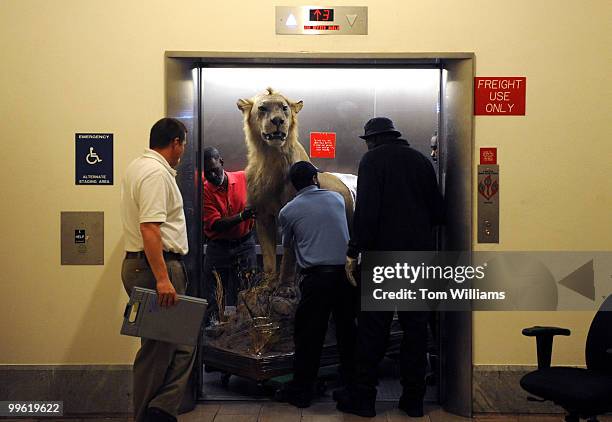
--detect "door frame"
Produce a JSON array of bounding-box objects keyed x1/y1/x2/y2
[{"x1": 165, "y1": 51, "x2": 474, "y2": 417}]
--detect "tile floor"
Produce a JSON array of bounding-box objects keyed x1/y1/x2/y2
[{"x1": 177, "y1": 402, "x2": 612, "y2": 422}]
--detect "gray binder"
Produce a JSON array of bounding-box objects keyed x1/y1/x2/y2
[{"x1": 121, "y1": 287, "x2": 207, "y2": 346}]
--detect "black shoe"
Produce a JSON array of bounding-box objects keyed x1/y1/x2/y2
[
  {"x1": 335, "y1": 385, "x2": 376, "y2": 418},
  {"x1": 276, "y1": 383, "x2": 313, "y2": 408},
  {"x1": 332, "y1": 387, "x2": 350, "y2": 402},
  {"x1": 145, "y1": 407, "x2": 177, "y2": 422},
  {"x1": 287, "y1": 391, "x2": 312, "y2": 408},
  {"x1": 398, "y1": 396, "x2": 424, "y2": 418}
]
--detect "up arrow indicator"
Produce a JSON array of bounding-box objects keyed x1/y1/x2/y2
[
  {"x1": 346, "y1": 14, "x2": 358, "y2": 27},
  {"x1": 286, "y1": 13, "x2": 297, "y2": 27}
]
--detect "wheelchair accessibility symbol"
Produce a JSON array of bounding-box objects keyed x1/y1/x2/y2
[{"x1": 86, "y1": 147, "x2": 102, "y2": 164}]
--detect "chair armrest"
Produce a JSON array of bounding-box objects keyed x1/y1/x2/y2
[
  {"x1": 522, "y1": 326, "x2": 571, "y2": 337},
  {"x1": 522, "y1": 326, "x2": 571, "y2": 369}
]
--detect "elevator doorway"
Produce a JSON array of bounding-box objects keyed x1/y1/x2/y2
[{"x1": 166, "y1": 53, "x2": 474, "y2": 417}]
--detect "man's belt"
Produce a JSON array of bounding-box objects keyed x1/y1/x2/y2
[
  {"x1": 207, "y1": 231, "x2": 253, "y2": 248},
  {"x1": 300, "y1": 264, "x2": 345, "y2": 275},
  {"x1": 125, "y1": 251, "x2": 183, "y2": 261}
]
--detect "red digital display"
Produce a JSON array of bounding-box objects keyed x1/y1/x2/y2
[{"x1": 309, "y1": 8, "x2": 334, "y2": 21}]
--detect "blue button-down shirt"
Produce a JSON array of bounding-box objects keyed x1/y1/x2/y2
[{"x1": 278, "y1": 185, "x2": 349, "y2": 269}]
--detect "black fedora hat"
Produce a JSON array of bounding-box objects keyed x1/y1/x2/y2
[{"x1": 359, "y1": 117, "x2": 402, "y2": 139}]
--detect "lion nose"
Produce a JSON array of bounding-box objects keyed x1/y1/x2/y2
[{"x1": 271, "y1": 117, "x2": 284, "y2": 127}]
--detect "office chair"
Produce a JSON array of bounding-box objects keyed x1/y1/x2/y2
[{"x1": 520, "y1": 294, "x2": 612, "y2": 421}]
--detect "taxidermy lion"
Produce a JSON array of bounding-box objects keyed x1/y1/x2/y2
[{"x1": 237, "y1": 88, "x2": 354, "y2": 285}]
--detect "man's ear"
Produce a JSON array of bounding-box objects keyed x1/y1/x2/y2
[
  {"x1": 291, "y1": 100, "x2": 304, "y2": 114},
  {"x1": 237, "y1": 98, "x2": 253, "y2": 113}
]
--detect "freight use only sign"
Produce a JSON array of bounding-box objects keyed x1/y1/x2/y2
[{"x1": 474, "y1": 77, "x2": 526, "y2": 115}]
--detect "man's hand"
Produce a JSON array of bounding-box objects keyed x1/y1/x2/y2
[
  {"x1": 241, "y1": 206, "x2": 257, "y2": 220},
  {"x1": 345, "y1": 256, "x2": 358, "y2": 287},
  {"x1": 156, "y1": 278, "x2": 178, "y2": 307}
]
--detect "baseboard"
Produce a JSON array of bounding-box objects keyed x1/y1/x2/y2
[
  {"x1": 473, "y1": 365, "x2": 568, "y2": 414},
  {"x1": 0, "y1": 365, "x2": 132, "y2": 416},
  {"x1": 0, "y1": 363, "x2": 574, "y2": 415}
]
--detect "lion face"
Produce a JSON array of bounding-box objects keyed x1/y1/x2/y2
[{"x1": 237, "y1": 88, "x2": 303, "y2": 149}]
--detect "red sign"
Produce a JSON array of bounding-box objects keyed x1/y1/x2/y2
[
  {"x1": 304, "y1": 25, "x2": 340, "y2": 30},
  {"x1": 310, "y1": 132, "x2": 336, "y2": 158},
  {"x1": 480, "y1": 147, "x2": 497, "y2": 164},
  {"x1": 478, "y1": 173, "x2": 499, "y2": 200},
  {"x1": 474, "y1": 77, "x2": 526, "y2": 115}
]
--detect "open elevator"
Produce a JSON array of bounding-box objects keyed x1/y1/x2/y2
[{"x1": 165, "y1": 53, "x2": 474, "y2": 417}]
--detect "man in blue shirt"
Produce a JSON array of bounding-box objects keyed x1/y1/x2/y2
[{"x1": 278, "y1": 161, "x2": 358, "y2": 408}]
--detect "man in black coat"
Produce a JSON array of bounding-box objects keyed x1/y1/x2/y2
[{"x1": 337, "y1": 117, "x2": 444, "y2": 418}]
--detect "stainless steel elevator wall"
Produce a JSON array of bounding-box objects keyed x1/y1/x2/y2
[{"x1": 201, "y1": 68, "x2": 440, "y2": 175}]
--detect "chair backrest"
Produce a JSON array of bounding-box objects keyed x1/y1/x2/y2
[{"x1": 586, "y1": 294, "x2": 612, "y2": 374}]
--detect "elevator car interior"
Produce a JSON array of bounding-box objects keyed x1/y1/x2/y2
[{"x1": 166, "y1": 53, "x2": 474, "y2": 416}]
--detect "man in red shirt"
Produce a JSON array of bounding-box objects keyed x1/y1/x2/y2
[{"x1": 203, "y1": 146, "x2": 256, "y2": 324}]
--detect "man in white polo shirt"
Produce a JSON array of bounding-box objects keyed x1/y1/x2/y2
[{"x1": 120, "y1": 117, "x2": 193, "y2": 422}]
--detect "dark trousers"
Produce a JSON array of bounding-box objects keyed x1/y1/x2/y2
[
  {"x1": 355, "y1": 310, "x2": 429, "y2": 400},
  {"x1": 293, "y1": 268, "x2": 358, "y2": 388},
  {"x1": 121, "y1": 257, "x2": 196, "y2": 422},
  {"x1": 202, "y1": 234, "x2": 257, "y2": 323}
]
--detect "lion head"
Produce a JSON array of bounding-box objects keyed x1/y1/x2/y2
[{"x1": 237, "y1": 87, "x2": 303, "y2": 149}]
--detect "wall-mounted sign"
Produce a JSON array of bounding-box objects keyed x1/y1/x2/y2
[
  {"x1": 75, "y1": 133, "x2": 113, "y2": 185},
  {"x1": 480, "y1": 147, "x2": 497, "y2": 164},
  {"x1": 310, "y1": 132, "x2": 336, "y2": 158},
  {"x1": 474, "y1": 77, "x2": 526, "y2": 115},
  {"x1": 276, "y1": 6, "x2": 367, "y2": 35}
]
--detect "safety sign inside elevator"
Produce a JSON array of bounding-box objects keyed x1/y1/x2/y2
[
  {"x1": 75, "y1": 133, "x2": 113, "y2": 185},
  {"x1": 310, "y1": 132, "x2": 336, "y2": 158}
]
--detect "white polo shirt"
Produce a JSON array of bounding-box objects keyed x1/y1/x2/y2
[{"x1": 120, "y1": 149, "x2": 189, "y2": 255}]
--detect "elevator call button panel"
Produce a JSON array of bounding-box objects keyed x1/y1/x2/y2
[
  {"x1": 478, "y1": 165, "x2": 499, "y2": 243},
  {"x1": 61, "y1": 211, "x2": 104, "y2": 265},
  {"x1": 276, "y1": 6, "x2": 367, "y2": 35}
]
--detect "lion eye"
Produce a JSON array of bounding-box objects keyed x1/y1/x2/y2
[
  {"x1": 282, "y1": 105, "x2": 288, "y2": 111},
  {"x1": 258, "y1": 106, "x2": 267, "y2": 112}
]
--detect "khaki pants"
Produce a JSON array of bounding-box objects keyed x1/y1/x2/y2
[{"x1": 121, "y1": 257, "x2": 196, "y2": 422}]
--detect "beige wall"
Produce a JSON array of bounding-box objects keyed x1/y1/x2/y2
[{"x1": 0, "y1": 0, "x2": 610, "y2": 365}]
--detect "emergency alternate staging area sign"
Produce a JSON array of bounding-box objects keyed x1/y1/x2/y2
[
  {"x1": 75, "y1": 133, "x2": 113, "y2": 185},
  {"x1": 474, "y1": 77, "x2": 526, "y2": 115}
]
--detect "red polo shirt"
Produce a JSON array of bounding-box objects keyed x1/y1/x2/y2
[{"x1": 203, "y1": 170, "x2": 254, "y2": 240}]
